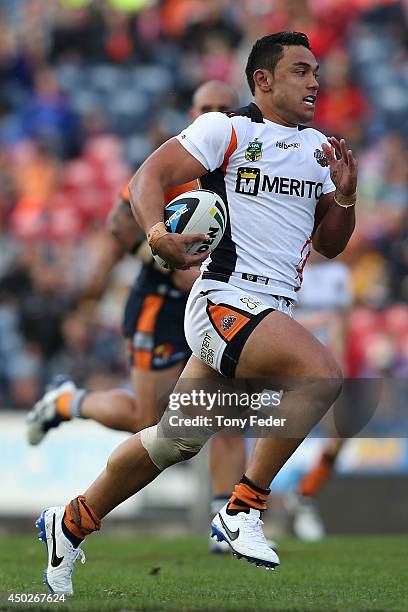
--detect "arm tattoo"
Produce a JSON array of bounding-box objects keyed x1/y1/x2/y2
[{"x1": 107, "y1": 198, "x2": 144, "y2": 253}]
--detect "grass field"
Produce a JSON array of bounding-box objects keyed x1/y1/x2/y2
[{"x1": 0, "y1": 534, "x2": 407, "y2": 611}]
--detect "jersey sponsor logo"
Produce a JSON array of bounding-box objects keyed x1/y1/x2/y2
[
  {"x1": 200, "y1": 332, "x2": 215, "y2": 365},
  {"x1": 235, "y1": 168, "x2": 323, "y2": 199},
  {"x1": 220, "y1": 314, "x2": 237, "y2": 331},
  {"x1": 314, "y1": 148, "x2": 329, "y2": 167},
  {"x1": 245, "y1": 138, "x2": 263, "y2": 162},
  {"x1": 276, "y1": 141, "x2": 300, "y2": 149},
  {"x1": 235, "y1": 167, "x2": 261, "y2": 195},
  {"x1": 262, "y1": 175, "x2": 323, "y2": 199}
]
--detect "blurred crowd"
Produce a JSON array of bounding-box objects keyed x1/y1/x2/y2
[{"x1": 1, "y1": 0, "x2": 408, "y2": 409}]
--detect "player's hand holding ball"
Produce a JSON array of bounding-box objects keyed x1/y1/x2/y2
[
  {"x1": 150, "y1": 230, "x2": 210, "y2": 270},
  {"x1": 147, "y1": 190, "x2": 227, "y2": 270}
]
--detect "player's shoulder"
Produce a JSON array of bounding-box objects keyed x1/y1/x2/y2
[
  {"x1": 182, "y1": 111, "x2": 232, "y2": 142},
  {"x1": 190, "y1": 111, "x2": 231, "y2": 129}
]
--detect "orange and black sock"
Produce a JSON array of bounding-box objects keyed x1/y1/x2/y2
[
  {"x1": 55, "y1": 392, "x2": 75, "y2": 421},
  {"x1": 227, "y1": 475, "x2": 270, "y2": 515},
  {"x1": 62, "y1": 495, "x2": 101, "y2": 547},
  {"x1": 55, "y1": 390, "x2": 89, "y2": 421},
  {"x1": 299, "y1": 451, "x2": 335, "y2": 497}
]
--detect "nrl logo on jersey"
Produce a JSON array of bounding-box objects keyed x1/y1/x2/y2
[
  {"x1": 220, "y1": 314, "x2": 237, "y2": 331},
  {"x1": 314, "y1": 148, "x2": 329, "y2": 167},
  {"x1": 245, "y1": 138, "x2": 263, "y2": 162}
]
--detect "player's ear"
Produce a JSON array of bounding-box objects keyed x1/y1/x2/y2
[{"x1": 253, "y1": 69, "x2": 273, "y2": 92}]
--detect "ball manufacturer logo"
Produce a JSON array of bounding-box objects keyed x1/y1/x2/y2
[
  {"x1": 164, "y1": 205, "x2": 189, "y2": 229},
  {"x1": 195, "y1": 225, "x2": 220, "y2": 253},
  {"x1": 220, "y1": 315, "x2": 237, "y2": 331}
]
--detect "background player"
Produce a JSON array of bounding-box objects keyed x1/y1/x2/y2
[
  {"x1": 285, "y1": 251, "x2": 352, "y2": 540},
  {"x1": 26, "y1": 81, "x2": 248, "y2": 551}
]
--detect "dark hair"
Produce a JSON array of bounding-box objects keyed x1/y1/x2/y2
[{"x1": 245, "y1": 31, "x2": 311, "y2": 95}]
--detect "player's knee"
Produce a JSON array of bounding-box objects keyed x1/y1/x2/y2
[
  {"x1": 140, "y1": 425, "x2": 206, "y2": 470},
  {"x1": 133, "y1": 413, "x2": 157, "y2": 433},
  {"x1": 323, "y1": 357, "x2": 343, "y2": 401},
  {"x1": 315, "y1": 361, "x2": 343, "y2": 409}
]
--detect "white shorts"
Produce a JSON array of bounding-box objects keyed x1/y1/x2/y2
[{"x1": 184, "y1": 278, "x2": 294, "y2": 377}]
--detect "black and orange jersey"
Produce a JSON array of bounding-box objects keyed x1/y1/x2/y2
[{"x1": 120, "y1": 180, "x2": 199, "y2": 207}]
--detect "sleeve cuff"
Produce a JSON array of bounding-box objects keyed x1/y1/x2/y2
[{"x1": 176, "y1": 135, "x2": 210, "y2": 170}]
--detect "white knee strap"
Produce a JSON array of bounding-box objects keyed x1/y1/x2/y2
[{"x1": 140, "y1": 425, "x2": 207, "y2": 470}]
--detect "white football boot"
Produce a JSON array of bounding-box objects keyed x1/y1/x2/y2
[
  {"x1": 211, "y1": 504, "x2": 280, "y2": 569},
  {"x1": 285, "y1": 490, "x2": 326, "y2": 541},
  {"x1": 36, "y1": 506, "x2": 85, "y2": 595},
  {"x1": 26, "y1": 377, "x2": 76, "y2": 445},
  {"x1": 209, "y1": 532, "x2": 278, "y2": 554}
]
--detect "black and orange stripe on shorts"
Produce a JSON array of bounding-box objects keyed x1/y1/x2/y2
[{"x1": 132, "y1": 295, "x2": 164, "y2": 370}]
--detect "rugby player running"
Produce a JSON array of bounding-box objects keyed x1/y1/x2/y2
[{"x1": 36, "y1": 32, "x2": 357, "y2": 594}]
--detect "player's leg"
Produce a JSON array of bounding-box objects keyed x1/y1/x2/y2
[
  {"x1": 37, "y1": 356, "x2": 219, "y2": 594},
  {"x1": 210, "y1": 436, "x2": 246, "y2": 505},
  {"x1": 26, "y1": 376, "x2": 150, "y2": 443},
  {"x1": 208, "y1": 435, "x2": 247, "y2": 552},
  {"x1": 62, "y1": 360, "x2": 184, "y2": 432},
  {"x1": 82, "y1": 355, "x2": 219, "y2": 518},
  {"x1": 129, "y1": 290, "x2": 252, "y2": 549},
  {"x1": 299, "y1": 438, "x2": 345, "y2": 497},
  {"x1": 26, "y1": 289, "x2": 187, "y2": 443},
  {"x1": 236, "y1": 311, "x2": 342, "y2": 485},
  {"x1": 211, "y1": 310, "x2": 342, "y2": 565},
  {"x1": 286, "y1": 438, "x2": 347, "y2": 540}
]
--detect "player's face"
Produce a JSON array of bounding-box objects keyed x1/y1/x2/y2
[
  {"x1": 190, "y1": 88, "x2": 236, "y2": 120},
  {"x1": 268, "y1": 45, "x2": 319, "y2": 125}
]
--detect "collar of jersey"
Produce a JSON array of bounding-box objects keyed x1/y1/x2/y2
[
  {"x1": 262, "y1": 117, "x2": 299, "y2": 133},
  {"x1": 252, "y1": 102, "x2": 300, "y2": 133}
]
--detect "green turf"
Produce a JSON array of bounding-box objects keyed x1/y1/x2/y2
[{"x1": 0, "y1": 534, "x2": 407, "y2": 611}]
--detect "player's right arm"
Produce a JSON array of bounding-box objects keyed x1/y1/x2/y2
[
  {"x1": 128, "y1": 112, "x2": 233, "y2": 269},
  {"x1": 128, "y1": 139, "x2": 208, "y2": 269}
]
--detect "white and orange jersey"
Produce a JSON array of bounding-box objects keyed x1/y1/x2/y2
[{"x1": 176, "y1": 103, "x2": 335, "y2": 301}]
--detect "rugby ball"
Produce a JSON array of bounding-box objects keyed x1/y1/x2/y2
[{"x1": 153, "y1": 189, "x2": 227, "y2": 268}]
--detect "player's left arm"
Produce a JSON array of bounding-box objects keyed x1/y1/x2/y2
[{"x1": 312, "y1": 137, "x2": 357, "y2": 259}]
